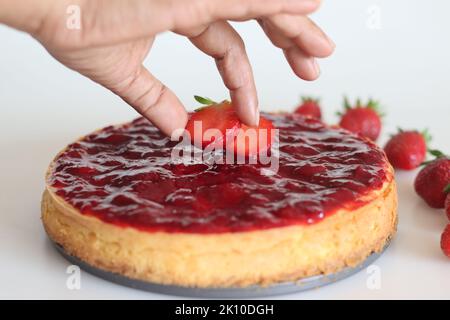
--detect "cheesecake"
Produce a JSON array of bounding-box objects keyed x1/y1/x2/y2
[{"x1": 42, "y1": 114, "x2": 397, "y2": 288}]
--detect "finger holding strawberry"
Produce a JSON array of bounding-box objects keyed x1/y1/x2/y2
[
  {"x1": 186, "y1": 96, "x2": 240, "y2": 149},
  {"x1": 337, "y1": 97, "x2": 383, "y2": 141},
  {"x1": 185, "y1": 96, "x2": 275, "y2": 157}
]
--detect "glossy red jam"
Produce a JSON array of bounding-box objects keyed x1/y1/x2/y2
[{"x1": 48, "y1": 114, "x2": 390, "y2": 233}]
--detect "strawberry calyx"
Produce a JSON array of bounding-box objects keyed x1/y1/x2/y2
[
  {"x1": 428, "y1": 149, "x2": 447, "y2": 158},
  {"x1": 300, "y1": 96, "x2": 320, "y2": 104},
  {"x1": 444, "y1": 183, "x2": 450, "y2": 194},
  {"x1": 194, "y1": 95, "x2": 217, "y2": 106},
  {"x1": 337, "y1": 96, "x2": 384, "y2": 117},
  {"x1": 421, "y1": 149, "x2": 448, "y2": 166},
  {"x1": 421, "y1": 128, "x2": 432, "y2": 144},
  {"x1": 391, "y1": 128, "x2": 431, "y2": 144},
  {"x1": 194, "y1": 95, "x2": 228, "y2": 112}
]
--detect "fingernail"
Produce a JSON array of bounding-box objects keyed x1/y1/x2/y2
[
  {"x1": 254, "y1": 107, "x2": 260, "y2": 126},
  {"x1": 326, "y1": 34, "x2": 336, "y2": 49},
  {"x1": 312, "y1": 59, "x2": 320, "y2": 77}
]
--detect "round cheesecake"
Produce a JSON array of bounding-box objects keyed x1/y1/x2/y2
[{"x1": 42, "y1": 114, "x2": 397, "y2": 288}]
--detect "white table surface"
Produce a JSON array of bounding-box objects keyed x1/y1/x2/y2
[{"x1": 0, "y1": 0, "x2": 449, "y2": 299}]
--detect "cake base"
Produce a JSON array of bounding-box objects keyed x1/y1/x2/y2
[
  {"x1": 42, "y1": 178, "x2": 397, "y2": 288},
  {"x1": 50, "y1": 238, "x2": 390, "y2": 298}
]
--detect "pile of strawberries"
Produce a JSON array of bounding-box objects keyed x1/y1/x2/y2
[{"x1": 294, "y1": 97, "x2": 450, "y2": 258}]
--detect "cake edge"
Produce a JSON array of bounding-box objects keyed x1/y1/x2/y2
[{"x1": 41, "y1": 174, "x2": 397, "y2": 288}]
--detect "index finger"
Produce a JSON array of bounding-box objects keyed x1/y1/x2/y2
[{"x1": 189, "y1": 21, "x2": 259, "y2": 127}]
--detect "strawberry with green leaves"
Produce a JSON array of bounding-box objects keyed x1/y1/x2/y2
[
  {"x1": 294, "y1": 96, "x2": 322, "y2": 120},
  {"x1": 337, "y1": 97, "x2": 383, "y2": 141},
  {"x1": 384, "y1": 129, "x2": 430, "y2": 170},
  {"x1": 414, "y1": 149, "x2": 450, "y2": 208},
  {"x1": 185, "y1": 96, "x2": 240, "y2": 149},
  {"x1": 185, "y1": 96, "x2": 275, "y2": 156}
]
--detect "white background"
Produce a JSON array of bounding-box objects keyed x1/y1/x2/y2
[{"x1": 0, "y1": 0, "x2": 449, "y2": 299}]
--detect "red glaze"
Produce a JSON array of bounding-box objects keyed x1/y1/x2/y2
[{"x1": 48, "y1": 114, "x2": 390, "y2": 233}]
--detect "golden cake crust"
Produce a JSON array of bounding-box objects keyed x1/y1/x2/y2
[{"x1": 42, "y1": 175, "x2": 397, "y2": 288}]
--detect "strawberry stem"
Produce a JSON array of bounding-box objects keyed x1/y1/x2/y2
[
  {"x1": 421, "y1": 149, "x2": 448, "y2": 166},
  {"x1": 343, "y1": 96, "x2": 351, "y2": 110},
  {"x1": 340, "y1": 96, "x2": 385, "y2": 117},
  {"x1": 365, "y1": 98, "x2": 384, "y2": 116},
  {"x1": 428, "y1": 149, "x2": 446, "y2": 158},
  {"x1": 421, "y1": 128, "x2": 432, "y2": 145},
  {"x1": 444, "y1": 183, "x2": 450, "y2": 194},
  {"x1": 194, "y1": 95, "x2": 217, "y2": 105},
  {"x1": 301, "y1": 96, "x2": 319, "y2": 103}
]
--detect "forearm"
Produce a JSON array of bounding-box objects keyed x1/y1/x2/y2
[{"x1": 0, "y1": 0, "x2": 53, "y2": 33}]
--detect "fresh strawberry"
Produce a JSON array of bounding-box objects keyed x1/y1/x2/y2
[
  {"x1": 414, "y1": 150, "x2": 450, "y2": 208},
  {"x1": 337, "y1": 97, "x2": 382, "y2": 141},
  {"x1": 294, "y1": 96, "x2": 322, "y2": 120},
  {"x1": 444, "y1": 184, "x2": 450, "y2": 220},
  {"x1": 228, "y1": 116, "x2": 275, "y2": 157},
  {"x1": 186, "y1": 96, "x2": 275, "y2": 157},
  {"x1": 384, "y1": 129, "x2": 429, "y2": 170},
  {"x1": 185, "y1": 96, "x2": 240, "y2": 148},
  {"x1": 441, "y1": 224, "x2": 450, "y2": 258}
]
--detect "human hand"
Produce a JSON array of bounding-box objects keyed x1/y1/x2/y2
[{"x1": 2, "y1": 0, "x2": 334, "y2": 136}]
